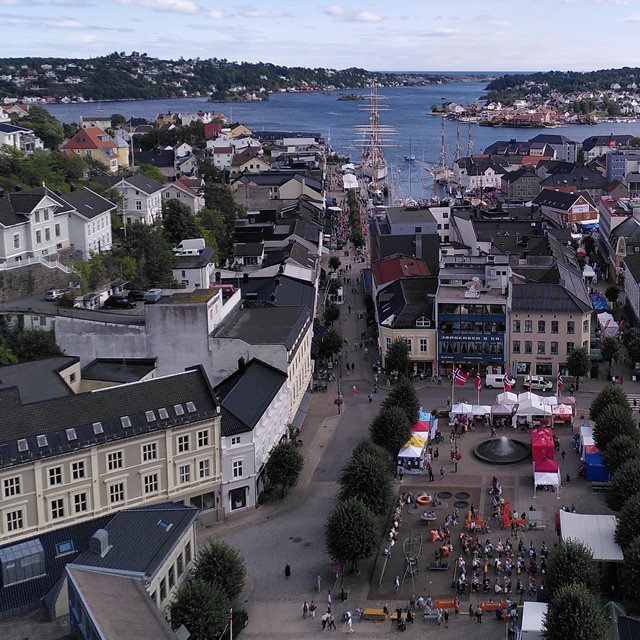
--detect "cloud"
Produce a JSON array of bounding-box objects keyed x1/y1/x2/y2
[
  {"x1": 618, "y1": 12, "x2": 640, "y2": 19},
  {"x1": 324, "y1": 4, "x2": 381, "y2": 22},
  {"x1": 355, "y1": 11, "x2": 382, "y2": 22},
  {"x1": 324, "y1": 4, "x2": 345, "y2": 17},
  {"x1": 0, "y1": 0, "x2": 38, "y2": 5},
  {"x1": 207, "y1": 8, "x2": 224, "y2": 18},
  {"x1": 115, "y1": 0, "x2": 200, "y2": 14},
  {"x1": 240, "y1": 5, "x2": 287, "y2": 18}
]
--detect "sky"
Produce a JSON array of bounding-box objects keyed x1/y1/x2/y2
[{"x1": 1, "y1": 0, "x2": 640, "y2": 71}]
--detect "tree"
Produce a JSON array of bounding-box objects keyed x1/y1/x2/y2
[
  {"x1": 624, "y1": 327, "x2": 640, "y2": 366},
  {"x1": 603, "y1": 435, "x2": 639, "y2": 474},
  {"x1": 351, "y1": 439, "x2": 394, "y2": 473},
  {"x1": 194, "y1": 540, "x2": 246, "y2": 599},
  {"x1": 162, "y1": 198, "x2": 201, "y2": 246},
  {"x1": 328, "y1": 256, "x2": 341, "y2": 272},
  {"x1": 600, "y1": 336, "x2": 620, "y2": 365},
  {"x1": 594, "y1": 404, "x2": 637, "y2": 452},
  {"x1": 542, "y1": 582, "x2": 607, "y2": 640},
  {"x1": 615, "y1": 493, "x2": 640, "y2": 550},
  {"x1": 382, "y1": 378, "x2": 420, "y2": 425},
  {"x1": 16, "y1": 105, "x2": 64, "y2": 149},
  {"x1": 590, "y1": 384, "x2": 629, "y2": 423},
  {"x1": 608, "y1": 459, "x2": 640, "y2": 510},
  {"x1": 583, "y1": 235, "x2": 596, "y2": 257},
  {"x1": 323, "y1": 303, "x2": 340, "y2": 325},
  {"x1": 605, "y1": 284, "x2": 621, "y2": 307},
  {"x1": 337, "y1": 450, "x2": 394, "y2": 515},
  {"x1": 88, "y1": 252, "x2": 106, "y2": 290},
  {"x1": 620, "y1": 536, "x2": 640, "y2": 604},
  {"x1": 544, "y1": 539, "x2": 600, "y2": 601},
  {"x1": 265, "y1": 440, "x2": 304, "y2": 497},
  {"x1": 325, "y1": 497, "x2": 379, "y2": 573},
  {"x1": 111, "y1": 113, "x2": 127, "y2": 128},
  {"x1": 385, "y1": 337, "x2": 410, "y2": 375},
  {"x1": 137, "y1": 163, "x2": 166, "y2": 183},
  {"x1": 370, "y1": 405, "x2": 412, "y2": 457},
  {"x1": 169, "y1": 578, "x2": 230, "y2": 640},
  {"x1": 566, "y1": 347, "x2": 590, "y2": 391},
  {"x1": 10, "y1": 329, "x2": 63, "y2": 362},
  {"x1": 317, "y1": 328, "x2": 342, "y2": 361},
  {"x1": 0, "y1": 339, "x2": 17, "y2": 365}
]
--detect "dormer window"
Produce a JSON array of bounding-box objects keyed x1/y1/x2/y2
[{"x1": 416, "y1": 316, "x2": 431, "y2": 328}]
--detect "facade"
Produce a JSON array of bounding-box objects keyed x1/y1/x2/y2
[
  {"x1": 624, "y1": 254, "x2": 640, "y2": 322},
  {"x1": 172, "y1": 246, "x2": 216, "y2": 289},
  {"x1": 500, "y1": 166, "x2": 541, "y2": 201},
  {"x1": 210, "y1": 145, "x2": 233, "y2": 170},
  {"x1": 582, "y1": 135, "x2": 634, "y2": 162},
  {"x1": 230, "y1": 148, "x2": 271, "y2": 174},
  {"x1": 529, "y1": 134, "x2": 578, "y2": 163},
  {"x1": 454, "y1": 157, "x2": 509, "y2": 190},
  {"x1": 0, "y1": 122, "x2": 44, "y2": 153},
  {"x1": 63, "y1": 187, "x2": 116, "y2": 258},
  {"x1": 533, "y1": 189, "x2": 597, "y2": 225},
  {"x1": 598, "y1": 196, "x2": 640, "y2": 281},
  {"x1": 62, "y1": 128, "x2": 121, "y2": 173},
  {"x1": 162, "y1": 177, "x2": 205, "y2": 215},
  {"x1": 606, "y1": 149, "x2": 640, "y2": 184},
  {"x1": 0, "y1": 367, "x2": 224, "y2": 547},
  {"x1": 99, "y1": 175, "x2": 165, "y2": 225}
]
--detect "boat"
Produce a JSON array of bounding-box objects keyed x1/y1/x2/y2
[{"x1": 404, "y1": 155, "x2": 416, "y2": 162}]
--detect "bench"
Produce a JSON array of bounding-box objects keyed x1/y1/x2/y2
[
  {"x1": 434, "y1": 599, "x2": 459, "y2": 611},
  {"x1": 480, "y1": 601, "x2": 505, "y2": 613},
  {"x1": 362, "y1": 608, "x2": 386, "y2": 622},
  {"x1": 428, "y1": 562, "x2": 449, "y2": 571},
  {"x1": 591, "y1": 482, "x2": 611, "y2": 492},
  {"x1": 389, "y1": 611, "x2": 408, "y2": 622}
]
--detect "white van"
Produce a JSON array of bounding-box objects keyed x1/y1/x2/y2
[{"x1": 485, "y1": 373, "x2": 516, "y2": 389}]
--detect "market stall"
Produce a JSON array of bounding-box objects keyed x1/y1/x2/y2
[
  {"x1": 496, "y1": 391, "x2": 518, "y2": 405},
  {"x1": 531, "y1": 427, "x2": 555, "y2": 462},
  {"x1": 397, "y1": 435, "x2": 427, "y2": 473},
  {"x1": 552, "y1": 404, "x2": 573, "y2": 425},
  {"x1": 597, "y1": 312, "x2": 619, "y2": 337},
  {"x1": 515, "y1": 398, "x2": 552, "y2": 428},
  {"x1": 533, "y1": 458, "x2": 561, "y2": 495},
  {"x1": 580, "y1": 425, "x2": 598, "y2": 460}
]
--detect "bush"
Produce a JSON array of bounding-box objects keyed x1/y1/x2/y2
[
  {"x1": 265, "y1": 440, "x2": 304, "y2": 497},
  {"x1": 382, "y1": 378, "x2": 420, "y2": 424},
  {"x1": 608, "y1": 458, "x2": 640, "y2": 511},
  {"x1": 620, "y1": 536, "x2": 640, "y2": 604},
  {"x1": 615, "y1": 492, "x2": 640, "y2": 550},
  {"x1": 351, "y1": 439, "x2": 394, "y2": 472},
  {"x1": 544, "y1": 539, "x2": 599, "y2": 600},
  {"x1": 194, "y1": 540, "x2": 246, "y2": 600}
]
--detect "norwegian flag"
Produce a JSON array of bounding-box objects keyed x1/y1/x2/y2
[
  {"x1": 453, "y1": 367, "x2": 468, "y2": 386},
  {"x1": 557, "y1": 372, "x2": 564, "y2": 393},
  {"x1": 503, "y1": 374, "x2": 512, "y2": 392},
  {"x1": 475, "y1": 370, "x2": 482, "y2": 392}
]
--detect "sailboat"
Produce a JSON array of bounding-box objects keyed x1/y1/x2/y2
[{"x1": 404, "y1": 139, "x2": 416, "y2": 162}]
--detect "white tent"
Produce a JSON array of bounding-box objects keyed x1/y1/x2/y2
[
  {"x1": 582, "y1": 264, "x2": 596, "y2": 281},
  {"x1": 342, "y1": 174, "x2": 358, "y2": 190},
  {"x1": 451, "y1": 402, "x2": 473, "y2": 415},
  {"x1": 518, "y1": 391, "x2": 541, "y2": 403},
  {"x1": 472, "y1": 405, "x2": 492, "y2": 416},
  {"x1": 559, "y1": 511, "x2": 624, "y2": 562},
  {"x1": 496, "y1": 391, "x2": 518, "y2": 405},
  {"x1": 520, "y1": 602, "x2": 548, "y2": 640},
  {"x1": 516, "y1": 398, "x2": 552, "y2": 417},
  {"x1": 597, "y1": 312, "x2": 619, "y2": 337},
  {"x1": 341, "y1": 163, "x2": 355, "y2": 173}
]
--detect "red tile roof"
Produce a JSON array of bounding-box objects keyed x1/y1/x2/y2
[
  {"x1": 63, "y1": 127, "x2": 116, "y2": 152},
  {"x1": 203, "y1": 122, "x2": 222, "y2": 139},
  {"x1": 372, "y1": 255, "x2": 429, "y2": 287}
]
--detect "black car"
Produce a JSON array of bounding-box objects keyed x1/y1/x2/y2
[
  {"x1": 127, "y1": 289, "x2": 148, "y2": 301},
  {"x1": 103, "y1": 296, "x2": 136, "y2": 309}
]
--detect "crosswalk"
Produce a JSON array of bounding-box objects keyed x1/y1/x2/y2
[{"x1": 626, "y1": 394, "x2": 640, "y2": 411}]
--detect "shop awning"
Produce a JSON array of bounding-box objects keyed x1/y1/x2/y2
[{"x1": 290, "y1": 391, "x2": 312, "y2": 430}]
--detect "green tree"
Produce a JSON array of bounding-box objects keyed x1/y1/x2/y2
[
  {"x1": 623, "y1": 327, "x2": 640, "y2": 365},
  {"x1": 608, "y1": 459, "x2": 640, "y2": 510},
  {"x1": 194, "y1": 540, "x2": 246, "y2": 600},
  {"x1": 615, "y1": 493, "x2": 640, "y2": 550},
  {"x1": 583, "y1": 235, "x2": 596, "y2": 257},
  {"x1": 590, "y1": 384, "x2": 629, "y2": 423},
  {"x1": 594, "y1": 404, "x2": 637, "y2": 452},
  {"x1": 87, "y1": 252, "x2": 106, "y2": 290},
  {"x1": 545, "y1": 539, "x2": 600, "y2": 601},
  {"x1": 600, "y1": 336, "x2": 620, "y2": 365},
  {"x1": 382, "y1": 378, "x2": 420, "y2": 425},
  {"x1": 605, "y1": 284, "x2": 621, "y2": 307},
  {"x1": 162, "y1": 198, "x2": 201, "y2": 246},
  {"x1": 111, "y1": 113, "x2": 127, "y2": 128},
  {"x1": 324, "y1": 303, "x2": 340, "y2": 325},
  {"x1": 351, "y1": 439, "x2": 394, "y2": 473},
  {"x1": 0, "y1": 339, "x2": 17, "y2": 365},
  {"x1": 59, "y1": 154, "x2": 88, "y2": 181},
  {"x1": 620, "y1": 536, "x2": 640, "y2": 604},
  {"x1": 196, "y1": 207, "x2": 225, "y2": 254},
  {"x1": 566, "y1": 347, "x2": 591, "y2": 391},
  {"x1": 118, "y1": 221, "x2": 175, "y2": 287},
  {"x1": 328, "y1": 256, "x2": 341, "y2": 272},
  {"x1": 385, "y1": 337, "x2": 410, "y2": 375},
  {"x1": 169, "y1": 578, "x2": 230, "y2": 640},
  {"x1": 317, "y1": 328, "x2": 342, "y2": 361},
  {"x1": 265, "y1": 440, "x2": 304, "y2": 497},
  {"x1": 17, "y1": 105, "x2": 64, "y2": 149},
  {"x1": 603, "y1": 435, "x2": 639, "y2": 474},
  {"x1": 325, "y1": 497, "x2": 379, "y2": 573},
  {"x1": 137, "y1": 163, "x2": 166, "y2": 183},
  {"x1": 337, "y1": 450, "x2": 394, "y2": 515},
  {"x1": 370, "y1": 405, "x2": 412, "y2": 457},
  {"x1": 542, "y1": 582, "x2": 607, "y2": 640},
  {"x1": 10, "y1": 329, "x2": 63, "y2": 362}
]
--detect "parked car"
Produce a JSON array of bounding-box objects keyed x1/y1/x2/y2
[
  {"x1": 143, "y1": 288, "x2": 163, "y2": 303},
  {"x1": 44, "y1": 289, "x2": 65, "y2": 302},
  {"x1": 103, "y1": 296, "x2": 136, "y2": 309},
  {"x1": 522, "y1": 375, "x2": 553, "y2": 392},
  {"x1": 127, "y1": 289, "x2": 148, "y2": 301},
  {"x1": 485, "y1": 374, "x2": 516, "y2": 389}
]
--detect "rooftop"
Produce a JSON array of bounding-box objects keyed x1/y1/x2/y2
[
  {"x1": 81, "y1": 358, "x2": 157, "y2": 384},
  {"x1": 372, "y1": 255, "x2": 430, "y2": 287},
  {"x1": 0, "y1": 356, "x2": 78, "y2": 403},
  {"x1": 172, "y1": 246, "x2": 215, "y2": 270}
]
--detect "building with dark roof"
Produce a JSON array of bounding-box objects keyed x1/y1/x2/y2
[
  {"x1": 532, "y1": 189, "x2": 597, "y2": 225},
  {"x1": 80, "y1": 357, "x2": 157, "y2": 391},
  {"x1": 0, "y1": 356, "x2": 80, "y2": 402},
  {"x1": 500, "y1": 165, "x2": 541, "y2": 201},
  {"x1": 171, "y1": 245, "x2": 216, "y2": 289},
  {"x1": 582, "y1": 135, "x2": 634, "y2": 162},
  {"x1": 214, "y1": 359, "x2": 288, "y2": 513},
  {"x1": 96, "y1": 175, "x2": 165, "y2": 225},
  {"x1": 624, "y1": 253, "x2": 640, "y2": 322}
]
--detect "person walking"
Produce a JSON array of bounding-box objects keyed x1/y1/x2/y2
[
  {"x1": 309, "y1": 600, "x2": 317, "y2": 618},
  {"x1": 368, "y1": 392, "x2": 373, "y2": 403},
  {"x1": 303, "y1": 601, "x2": 309, "y2": 619},
  {"x1": 284, "y1": 563, "x2": 291, "y2": 578},
  {"x1": 327, "y1": 590, "x2": 332, "y2": 607},
  {"x1": 475, "y1": 605, "x2": 483, "y2": 623},
  {"x1": 428, "y1": 464, "x2": 434, "y2": 482},
  {"x1": 440, "y1": 466, "x2": 445, "y2": 480},
  {"x1": 321, "y1": 612, "x2": 329, "y2": 630},
  {"x1": 444, "y1": 609, "x2": 449, "y2": 628},
  {"x1": 328, "y1": 614, "x2": 337, "y2": 630},
  {"x1": 348, "y1": 305, "x2": 351, "y2": 314},
  {"x1": 352, "y1": 384, "x2": 357, "y2": 396},
  {"x1": 315, "y1": 574, "x2": 321, "y2": 593},
  {"x1": 394, "y1": 575, "x2": 400, "y2": 593}
]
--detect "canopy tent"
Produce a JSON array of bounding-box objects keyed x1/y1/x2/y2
[
  {"x1": 397, "y1": 435, "x2": 427, "y2": 473},
  {"x1": 583, "y1": 264, "x2": 597, "y2": 282},
  {"x1": 518, "y1": 391, "x2": 542, "y2": 404},
  {"x1": 472, "y1": 405, "x2": 492, "y2": 416},
  {"x1": 516, "y1": 399, "x2": 553, "y2": 417},
  {"x1": 491, "y1": 403, "x2": 514, "y2": 416},
  {"x1": 585, "y1": 451, "x2": 611, "y2": 483},
  {"x1": 451, "y1": 402, "x2": 473, "y2": 415},
  {"x1": 559, "y1": 511, "x2": 624, "y2": 562},
  {"x1": 580, "y1": 425, "x2": 598, "y2": 460},
  {"x1": 414, "y1": 410, "x2": 437, "y2": 439},
  {"x1": 531, "y1": 427, "x2": 555, "y2": 462},
  {"x1": 552, "y1": 404, "x2": 574, "y2": 422},
  {"x1": 557, "y1": 396, "x2": 576, "y2": 410},
  {"x1": 533, "y1": 458, "x2": 561, "y2": 494},
  {"x1": 342, "y1": 174, "x2": 358, "y2": 190},
  {"x1": 411, "y1": 420, "x2": 431, "y2": 438},
  {"x1": 340, "y1": 163, "x2": 355, "y2": 173},
  {"x1": 521, "y1": 602, "x2": 548, "y2": 640},
  {"x1": 496, "y1": 391, "x2": 518, "y2": 405},
  {"x1": 598, "y1": 312, "x2": 620, "y2": 337},
  {"x1": 590, "y1": 291, "x2": 608, "y2": 311}
]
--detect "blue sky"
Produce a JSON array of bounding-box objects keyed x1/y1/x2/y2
[{"x1": 1, "y1": 0, "x2": 640, "y2": 71}]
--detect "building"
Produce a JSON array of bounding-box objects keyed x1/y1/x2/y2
[
  {"x1": 215, "y1": 359, "x2": 288, "y2": 513},
  {"x1": 98, "y1": 175, "x2": 165, "y2": 225},
  {"x1": 532, "y1": 189, "x2": 597, "y2": 226},
  {"x1": 79, "y1": 115, "x2": 112, "y2": 131},
  {"x1": 538, "y1": 166, "x2": 609, "y2": 200},
  {"x1": 606, "y1": 149, "x2": 640, "y2": 196},
  {"x1": 500, "y1": 166, "x2": 541, "y2": 201},
  {"x1": 0, "y1": 356, "x2": 81, "y2": 401},
  {"x1": 582, "y1": 135, "x2": 635, "y2": 163},
  {"x1": 0, "y1": 122, "x2": 43, "y2": 153},
  {"x1": 229, "y1": 147, "x2": 271, "y2": 174},
  {"x1": 62, "y1": 128, "x2": 122, "y2": 173},
  {"x1": 209, "y1": 145, "x2": 233, "y2": 170},
  {"x1": 162, "y1": 177, "x2": 205, "y2": 215},
  {"x1": 435, "y1": 254, "x2": 511, "y2": 375},
  {"x1": 598, "y1": 196, "x2": 640, "y2": 281},
  {"x1": 529, "y1": 134, "x2": 578, "y2": 163},
  {"x1": 172, "y1": 245, "x2": 216, "y2": 289},
  {"x1": 453, "y1": 157, "x2": 510, "y2": 190},
  {"x1": 624, "y1": 254, "x2": 640, "y2": 322},
  {"x1": 63, "y1": 187, "x2": 116, "y2": 258},
  {"x1": 0, "y1": 366, "x2": 223, "y2": 548}
]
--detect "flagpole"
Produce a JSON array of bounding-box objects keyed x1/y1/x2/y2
[{"x1": 451, "y1": 363, "x2": 455, "y2": 410}]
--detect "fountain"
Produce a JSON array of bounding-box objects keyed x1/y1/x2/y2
[{"x1": 473, "y1": 435, "x2": 530, "y2": 465}]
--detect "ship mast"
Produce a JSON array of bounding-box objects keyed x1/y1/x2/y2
[
  {"x1": 467, "y1": 122, "x2": 474, "y2": 157},
  {"x1": 455, "y1": 120, "x2": 461, "y2": 162},
  {"x1": 438, "y1": 116, "x2": 447, "y2": 170}
]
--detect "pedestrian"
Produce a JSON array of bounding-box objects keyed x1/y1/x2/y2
[
  {"x1": 374, "y1": 383, "x2": 378, "y2": 393},
  {"x1": 491, "y1": 425, "x2": 497, "y2": 437},
  {"x1": 440, "y1": 466, "x2": 445, "y2": 479},
  {"x1": 352, "y1": 384, "x2": 357, "y2": 396},
  {"x1": 315, "y1": 574, "x2": 321, "y2": 593},
  {"x1": 561, "y1": 450, "x2": 566, "y2": 461},
  {"x1": 310, "y1": 601, "x2": 317, "y2": 618},
  {"x1": 327, "y1": 590, "x2": 332, "y2": 607},
  {"x1": 348, "y1": 305, "x2": 351, "y2": 314},
  {"x1": 428, "y1": 465, "x2": 434, "y2": 482},
  {"x1": 438, "y1": 375, "x2": 442, "y2": 386},
  {"x1": 394, "y1": 575, "x2": 400, "y2": 593},
  {"x1": 321, "y1": 612, "x2": 329, "y2": 630},
  {"x1": 328, "y1": 614, "x2": 337, "y2": 630},
  {"x1": 475, "y1": 605, "x2": 483, "y2": 623},
  {"x1": 566, "y1": 473, "x2": 571, "y2": 485},
  {"x1": 284, "y1": 563, "x2": 291, "y2": 578},
  {"x1": 444, "y1": 609, "x2": 449, "y2": 628},
  {"x1": 368, "y1": 392, "x2": 373, "y2": 403},
  {"x1": 469, "y1": 604, "x2": 474, "y2": 620},
  {"x1": 303, "y1": 601, "x2": 309, "y2": 619}
]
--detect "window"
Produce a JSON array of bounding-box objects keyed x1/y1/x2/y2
[
  {"x1": 550, "y1": 341, "x2": 559, "y2": 355},
  {"x1": 231, "y1": 436, "x2": 241, "y2": 446},
  {"x1": 583, "y1": 340, "x2": 589, "y2": 349},
  {"x1": 551, "y1": 321, "x2": 559, "y2": 334},
  {"x1": 51, "y1": 498, "x2": 65, "y2": 520},
  {"x1": 144, "y1": 473, "x2": 159, "y2": 494},
  {"x1": 567, "y1": 321, "x2": 575, "y2": 334},
  {"x1": 34, "y1": 211, "x2": 40, "y2": 223},
  {"x1": 524, "y1": 320, "x2": 533, "y2": 333},
  {"x1": 232, "y1": 459, "x2": 243, "y2": 479},
  {"x1": 177, "y1": 554, "x2": 184, "y2": 577},
  {"x1": 177, "y1": 434, "x2": 190, "y2": 453},
  {"x1": 69, "y1": 372, "x2": 77, "y2": 384},
  {"x1": 199, "y1": 459, "x2": 211, "y2": 478},
  {"x1": 567, "y1": 342, "x2": 575, "y2": 354},
  {"x1": 524, "y1": 341, "x2": 532, "y2": 355},
  {"x1": 416, "y1": 316, "x2": 430, "y2": 327},
  {"x1": 107, "y1": 451, "x2": 123, "y2": 471},
  {"x1": 73, "y1": 493, "x2": 87, "y2": 513},
  {"x1": 168, "y1": 566, "x2": 175, "y2": 589},
  {"x1": 109, "y1": 482, "x2": 125, "y2": 504},
  {"x1": 142, "y1": 442, "x2": 157, "y2": 462},
  {"x1": 537, "y1": 341, "x2": 546, "y2": 355},
  {"x1": 512, "y1": 320, "x2": 520, "y2": 333},
  {"x1": 386, "y1": 337, "x2": 392, "y2": 350},
  {"x1": 513, "y1": 340, "x2": 520, "y2": 354},
  {"x1": 13, "y1": 233, "x2": 19, "y2": 249},
  {"x1": 159, "y1": 577, "x2": 167, "y2": 602},
  {"x1": 538, "y1": 320, "x2": 546, "y2": 333},
  {"x1": 4, "y1": 476, "x2": 21, "y2": 497},
  {"x1": 197, "y1": 430, "x2": 209, "y2": 448},
  {"x1": 178, "y1": 464, "x2": 191, "y2": 484},
  {"x1": 7, "y1": 509, "x2": 24, "y2": 532},
  {"x1": 35, "y1": 230, "x2": 42, "y2": 244},
  {"x1": 185, "y1": 541, "x2": 192, "y2": 564},
  {"x1": 56, "y1": 541, "x2": 76, "y2": 557},
  {"x1": 419, "y1": 338, "x2": 428, "y2": 353},
  {"x1": 404, "y1": 338, "x2": 412, "y2": 352},
  {"x1": 44, "y1": 227, "x2": 50, "y2": 241},
  {"x1": 583, "y1": 319, "x2": 589, "y2": 333},
  {"x1": 44, "y1": 210, "x2": 49, "y2": 221},
  {"x1": 55, "y1": 223, "x2": 60, "y2": 237},
  {"x1": 71, "y1": 461, "x2": 85, "y2": 480},
  {"x1": 48, "y1": 466, "x2": 62, "y2": 486},
  {"x1": 135, "y1": 200, "x2": 142, "y2": 210}
]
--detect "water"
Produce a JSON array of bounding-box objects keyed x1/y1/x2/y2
[
  {"x1": 44, "y1": 82, "x2": 640, "y2": 200},
  {"x1": 474, "y1": 436, "x2": 530, "y2": 464}
]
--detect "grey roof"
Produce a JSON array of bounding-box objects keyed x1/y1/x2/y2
[
  {"x1": 529, "y1": 134, "x2": 576, "y2": 145},
  {"x1": 173, "y1": 246, "x2": 215, "y2": 270},
  {"x1": 377, "y1": 277, "x2": 437, "y2": 329},
  {"x1": 73, "y1": 504, "x2": 198, "y2": 578},
  {"x1": 0, "y1": 367, "x2": 218, "y2": 469},
  {"x1": 0, "y1": 123, "x2": 30, "y2": 134},
  {"x1": 472, "y1": 219, "x2": 544, "y2": 243},
  {"x1": 66, "y1": 567, "x2": 177, "y2": 640},
  {"x1": 0, "y1": 187, "x2": 73, "y2": 228},
  {"x1": 134, "y1": 149, "x2": 175, "y2": 169},
  {"x1": 98, "y1": 173, "x2": 165, "y2": 194},
  {"x1": 456, "y1": 156, "x2": 509, "y2": 175},
  {"x1": 611, "y1": 217, "x2": 640, "y2": 245},
  {"x1": 625, "y1": 253, "x2": 640, "y2": 283},
  {"x1": 214, "y1": 305, "x2": 310, "y2": 350},
  {"x1": 214, "y1": 359, "x2": 287, "y2": 436},
  {"x1": 81, "y1": 358, "x2": 157, "y2": 383},
  {"x1": 241, "y1": 275, "x2": 315, "y2": 309},
  {"x1": 60, "y1": 187, "x2": 117, "y2": 220},
  {"x1": 0, "y1": 356, "x2": 78, "y2": 403},
  {"x1": 501, "y1": 166, "x2": 539, "y2": 184},
  {"x1": 582, "y1": 135, "x2": 633, "y2": 153},
  {"x1": 234, "y1": 242, "x2": 264, "y2": 257},
  {"x1": 512, "y1": 282, "x2": 590, "y2": 313},
  {"x1": 533, "y1": 189, "x2": 595, "y2": 210},
  {"x1": 540, "y1": 168, "x2": 607, "y2": 191},
  {"x1": 386, "y1": 205, "x2": 436, "y2": 224}
]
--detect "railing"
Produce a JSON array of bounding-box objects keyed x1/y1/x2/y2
[{"x1": 0, "y1": 256, "x2": 74, "y2": 273}]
